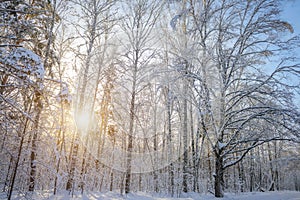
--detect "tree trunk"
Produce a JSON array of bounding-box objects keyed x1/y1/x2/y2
[
  {"x1": 53, "y1": 88, "x2": 66, "y2": 195},
  {"x1": 182, "y1": 95, "x2": 188, "y2": 192},
  {"x1": 153, "y1": 99, "x2": 158, "y2": 193},
  {"x1": 249, "y1": 150, "x2": 255, "y2": 192},
  {"x1": 8, "y1": 124, "x2": 27, "y2": 200},
  {"x1": 153, "y1": 137, "x2": 158, "y2": 193},
  {"x1": 207, "y1": 143, "x2": 212, "y2": 191},
  {"x1": 80, "y1": 143, "x2": 87, "y2": 194},
  {"x1": 53, "y1": 141, "x2": 63, "y2": 195},
  {"x1": 28, "y1": 131, "x2": 38, "y2": 192},
  {"x1": 267, "y1": 143, "x2": 275, "y2": 191},
  {"x1": 124, "y1": 87, "x2": 136, "y2": 193},
  {"x1": 166, "y1": 87, "x2": 174, "y2": 196},
  {"x1": 3, "y1": 156, "x2": 13, "y2": 193},
  {"x1": 28, "y1": 91, "x2": 42, "y2": 192},
  {"x1": 110, "y1": 171, "x2": 114, "y2": 191},
  {"x1": 125, "y1": 135, "x2": 133, "y2": 194},
  {"x1": 181, "y1": 0, "x2": 189, "y2": 192},
  {"x1": 66, "y1": 136, "x2": 78, "y2": 193},
  {"x1": 109, "y1": 134, "x2": 116, "y2": 192},
  {"x1": 237, "y1": 160, "x2": 245, "y2": 192},
  {"x1": 214, "y1": 153, "x2": 224, "y2": 198},
  {"x1": 125, "y1": 134, "x2": 133, "y2": 193},
  {"x1": 124, "y1": 28, "x2": 138, "y2": 192},
  {"x1": 125, "y1": 87, "x2": 135, "y2": 193}
]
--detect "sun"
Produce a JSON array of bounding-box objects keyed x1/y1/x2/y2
[{"x1": 74, "y1": 111, "x2": 90, "y2": 132}]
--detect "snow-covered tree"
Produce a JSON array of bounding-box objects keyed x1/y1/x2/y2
[
  {"x1": 64, "y1": 0, "x2": 117, "y2": 194},
  {"x1": 183, "y1": 0, "x2": 300, "y2": 197},
  {"x1": 0, "y1": 0, "x2": 60, "y2": 198},
  {"x1": 112, "y1": 0, "x2": 163, "y2": 193}
]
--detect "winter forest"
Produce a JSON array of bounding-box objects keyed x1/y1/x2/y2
[{"x1": 0, "y1": 0, "x2": 300, "y2": 199}]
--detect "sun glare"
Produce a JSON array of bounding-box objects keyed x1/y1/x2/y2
[{"x1": 75, "y1": 111, "x2": 90, "y2": 132}]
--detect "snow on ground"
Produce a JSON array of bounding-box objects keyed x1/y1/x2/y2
[
  {"x1": 199, "y1": 191, "x2": 300, "y2": 200},
  {"x1": 1, "y1": 191, "x2": 299, "y2": 200}
]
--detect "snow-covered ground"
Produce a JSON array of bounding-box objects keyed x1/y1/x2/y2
[{"x1": 1, "y1": 191, "x2": 299, "y2": 200}]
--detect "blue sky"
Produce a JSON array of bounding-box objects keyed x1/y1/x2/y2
[
  {"x1": 281, "y1": 0, "x2": 300, "y2": 105},
  {"x1": 281, "y1": 0, "x2": 300, "y2": 49},
  {"x1": 282, "y1": 1, "x2": 300, "y2": 29}
]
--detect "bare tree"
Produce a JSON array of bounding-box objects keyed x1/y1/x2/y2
[
  {"x1": 65, "y1": 0, "x2": 116, "y2": 193},
  {"x1": 114, "y1": 0, "x2": 163, "y2": 193}
]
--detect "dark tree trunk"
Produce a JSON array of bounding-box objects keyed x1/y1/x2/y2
[
  {"x1": 8, "y1": 134, "x2": 25, "y2": 200},
  {"x1": 214, "y1": 153, "x2": 224, "y2": 198},
  {"x1": 110, "y1": 171, "x2": 114, "y2": 191},
  {"x1": 153, "y1": 135, "x2": 158, "y2": 193},
  {"x1": 249, "y1": 150, "x2": 255, "y2": 192},
  {"x1": 80, "y1": 145, "x2": 87, "y2": 194},
  {"x1": 207, "y1": 144, "x2": 212, "y2": 191},
  {"x1": 182, "y1": 96, "x2": 188, "y2": 193},
  {"x1": 238, "y1": 160, "x2": 245, "y2": 192},
  {"x1": 125, "y1": 134, "x2": 133, "y2": 193},
  {"x1": 66, "y1": 137, "x2": 79, "y2": 193},
  {"x1": 166, "y1": 87, "x2": 174, "y2": 196}
]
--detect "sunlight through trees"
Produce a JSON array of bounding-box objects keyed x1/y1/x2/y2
[{"x1": 0, "y1": 0, "x2": 300, "y2": 199}]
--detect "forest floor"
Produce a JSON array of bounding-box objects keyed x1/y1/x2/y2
[{"x1": 2, "y1": 190, "x2": 300, "y2": 200}]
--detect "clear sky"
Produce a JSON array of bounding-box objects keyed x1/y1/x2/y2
[{"x1": 281, "y1": 0, "x2": 300, "y2": 52}]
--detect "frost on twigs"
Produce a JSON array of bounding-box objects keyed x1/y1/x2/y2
[
  {"x1": 56, "y1": 84, "x2": 72, "y2": 105},
  {"x1": 170, "y1": 8, "x2": 192, "y2": 31},
  {"x1": 0, "y1": 47, "x2": 44, "y2": 89}
]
